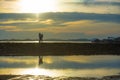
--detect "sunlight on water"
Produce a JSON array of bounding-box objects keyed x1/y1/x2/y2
[
  {"x1": 0, "y1": 41, "x2": 91, "y2": 43},
  {"x1": 0, "y1": 56, "x2": 120, "y2": 77},
  {"x1": 21, "y1": 68, "x2": 55, "y2": 76}
]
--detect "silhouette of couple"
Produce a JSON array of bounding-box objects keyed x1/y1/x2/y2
[{"x1": 39, "y1": 33, "x2": 43, "y2": 43}]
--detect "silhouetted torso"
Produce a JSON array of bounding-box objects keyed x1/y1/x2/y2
[{"x1": 39, "y1": 33, "x2": 43, "y2": 43}]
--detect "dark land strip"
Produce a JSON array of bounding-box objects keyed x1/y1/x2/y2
[{"x1": 0, "y1": 43, "x2": 120, "y2": 56}]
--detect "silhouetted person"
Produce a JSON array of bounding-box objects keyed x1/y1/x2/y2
[
  {"x1": 39, "y1": 33, "x2": 43, "y2": 43},
  {"x1": 39, "y1": 56, "x2": 43, "y2": 65}
]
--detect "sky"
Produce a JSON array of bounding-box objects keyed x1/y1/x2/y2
[{"x1": 0, "y1": 0, "x2": 120, "y2": 39}]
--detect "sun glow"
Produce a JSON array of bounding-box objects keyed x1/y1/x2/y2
[
  {"x1": 19, "y1": 0, "x2": 58, "y2": 13},
  {"x1": 21, "y1": 68, "x2": 57, "y2": 76}
]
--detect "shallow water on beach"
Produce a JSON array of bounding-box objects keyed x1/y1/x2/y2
[
  {"x1": 0, "y1": 40, "x2": 91, "y2": 43},
  {"x1": 0, "y1": 55, "x2": 120, "y2": 78}
]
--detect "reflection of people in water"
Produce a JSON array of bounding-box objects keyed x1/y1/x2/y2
[
  {"x1": 39, "y1": 33, "x2": 43, "y2": 43},
  {"x1": 39, "y1": 56, "x2": 43, "y2": 65}
]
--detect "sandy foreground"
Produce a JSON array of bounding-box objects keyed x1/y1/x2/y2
[
  {"x1": 0, "y1": 43, "x2": 120, "y2": 56},
  {"x1": 0, "y1": 74, "x2": 120, "y2": 80}
]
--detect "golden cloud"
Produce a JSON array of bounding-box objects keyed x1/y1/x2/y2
[
  {"x1": 0, "y1": 19, "x2": 38, "y2": 24},
  {"x1": 40, "y1": 19, "x2": 55, "y2": 25},
  {"x1": 1, "y1": 20, "x2": 120, "y2": 36},
  {"x1": 0, "y1": 26, "x2": 22, "y2": 32},
  {"x1": 59, "y1": 20, "x2": 120, "y2": 35}
]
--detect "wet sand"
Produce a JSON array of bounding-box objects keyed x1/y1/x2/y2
[
  {"x1": 0, "y1": 43, "x2": 120, "y2": 56},
  {"x1": 0, "y1": 74, "x2": 120, "y2": 80}
]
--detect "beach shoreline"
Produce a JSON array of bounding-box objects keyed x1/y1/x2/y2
[
  {"x1": 0, "y1": 43, "x2": 120, "y2": 56},
  {"x1": 0, "y1": 74, "x2": 120, "y2": 80}
]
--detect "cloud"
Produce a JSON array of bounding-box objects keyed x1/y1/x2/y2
[
  {"x1": 20, "y1": 20, "x2": 120, "y2": 35},
  {"x1": 0, "y1": 0, "x2": 18, "y2": 1},
  {"x1": 0, "y1": 0, "x2": 120, "y2": 14},
  {"x1": 39, "y1": 12, "x2": 120, "y2": 23},
  {"x1": 0, "y1": 19, "x2": 38, "y2": 24},
  {"x1": 0, "y1": 13, "x2": 37, "y2": 20},
  {"x1": 0, "y1": 13, "x2": 120, "y2": 37},
  {"x1": 60, "y1": 0, "x2": 120, "y2": 14},
  {"x1": 67, "y1": 1, "x2": 120, "y2": 6},
  {"x1": 61, "y1": 20, "x2": 120, "y2": 35},
  {"x1": 0, "y1": 0, "x2": 20, "y2": 13},
  {"x1": 0, "y1": 12, "x2": 120, "y2": 39},
  {"x1": 0, "y1": 26, "x2": 22, "y2": 31},
  {"x1": 0, "y1": 26, "x2": 16, "y2": 30},
  {"x1": 0, "y1": 12, "x2": 120, "y2": 24},
  {"x1": 67, "y1": 0, "x2": 120, "y2": 4},
  {"x1": 40, "y1": 19, "x2": 55, "y2": 25}
]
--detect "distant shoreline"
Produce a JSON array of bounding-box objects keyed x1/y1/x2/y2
[
  {"x1": 0, "y1": 40, "x2": 91, "y2": 44},
  {"x1": 0, "y1": 43, "x2": 120, "y2": 56}
]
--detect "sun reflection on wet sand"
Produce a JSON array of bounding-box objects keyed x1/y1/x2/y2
[
  {"x1": 20, "y1": 68, "x2": 61, "y2": 77},
  {"x1": 0, "y1": 56, "x2": 120, "y2": 78}
]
